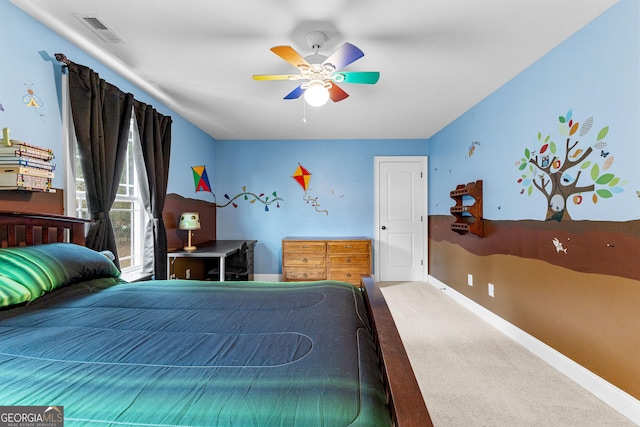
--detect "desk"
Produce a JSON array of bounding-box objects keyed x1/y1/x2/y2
[{"x1": 167, "y1": 240, "x2": 256, "y2": 281}]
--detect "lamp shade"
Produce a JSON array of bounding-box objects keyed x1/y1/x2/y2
[
  {"x1": 179, "y1": 212, "x2": 201, "y2": 230},
  {"x1": 304, "y1": 82, "x2": 330, "y2": 107}
]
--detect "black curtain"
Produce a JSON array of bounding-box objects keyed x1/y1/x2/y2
[
  {"x1": 67, "y1": 62, "x2": 134, "y2": 269},
  {"x1": 133, "y1": 101, "x2": 172, "y2": 279}
]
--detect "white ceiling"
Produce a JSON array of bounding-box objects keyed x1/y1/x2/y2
[{"x1": 11, "y1": 0, "x2": 617, "y2": 141}]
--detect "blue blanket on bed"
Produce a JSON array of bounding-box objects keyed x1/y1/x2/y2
[{"x1": 0, "y1": 278, "x2": 391, "y2": 426}]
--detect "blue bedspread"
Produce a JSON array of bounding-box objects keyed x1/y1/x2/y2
[{"x1": 0, "y1": 279, "x2": 391, "y2": 426}]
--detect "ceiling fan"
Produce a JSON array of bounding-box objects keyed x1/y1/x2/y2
[{"x1": 253, "y1": 31, "x2": 380, "y2": 106}]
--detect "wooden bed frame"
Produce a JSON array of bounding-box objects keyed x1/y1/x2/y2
[
  {"x1": 0, "y1": 211, "x2": 88, "y2": 247},
  {"x1": 0, "y1": 211, "x2": 433, "y2": 427}
]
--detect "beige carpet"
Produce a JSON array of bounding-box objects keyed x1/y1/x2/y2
[{"x1": 379, "y1": 281, "x2": 637, "y2": 427}]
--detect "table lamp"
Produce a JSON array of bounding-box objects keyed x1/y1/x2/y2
[{"x1": 178, "y1": 212, "x2": 200, "y2": 250}]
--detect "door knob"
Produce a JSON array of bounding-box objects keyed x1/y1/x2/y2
[{"x1": 381, "y1": 226, "x2": 386, "y2": 230}]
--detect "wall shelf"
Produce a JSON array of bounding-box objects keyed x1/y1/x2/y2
[{"x1": 450, "y1": 180, "x2": 483, "y2": 237}]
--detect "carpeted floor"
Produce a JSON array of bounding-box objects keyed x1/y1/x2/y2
[{"x1": 379, "y1": 281, "x2": 638, "y2": 427}]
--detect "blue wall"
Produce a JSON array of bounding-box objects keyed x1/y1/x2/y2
[
  {"x1": 0, "y1": 0, "x2": 216, "y2": 193},
  {"x1": 428, "y1": 0, "x2": 639, "y2": 222},
  {"x1": 425, "y1": 0, "x2": 640, "y2": 403},
  {"x1": 213, "y1": 139, "x2": 428, "y2": 274}
]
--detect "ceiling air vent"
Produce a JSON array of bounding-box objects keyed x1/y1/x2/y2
[{"x1": 73, "y1": 14, "x2": 126, "y2": 44}]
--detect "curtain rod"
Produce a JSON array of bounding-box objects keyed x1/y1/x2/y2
[
  {"x1": 55, "y1": 53, "x2": 71, "y2": 66},
  {"x1": 52, "y1": 52, "x2": 181, "y2": 120}
]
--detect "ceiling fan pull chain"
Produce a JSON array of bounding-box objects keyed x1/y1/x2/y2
[{"x1": 302, "y1": 98, "x2": 307, "y2": 123}]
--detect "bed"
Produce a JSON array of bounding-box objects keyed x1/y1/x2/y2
[{"x1": 0, "y1": 212, "x2": 432, "y2": 426}]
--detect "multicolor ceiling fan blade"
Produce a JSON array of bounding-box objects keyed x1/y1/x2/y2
[
  {"x1": 257, "y1": 41, "x2": 378, "y2": 103},
  {"x1": 253, "y1": 74, "x2": 299, "y2": 81},
  {"x1": 328, "y1": 84, "x2": 349, "y2": 102},
  {"x1": 335, "y1": 71, "x2": 380, "y2": 84},
  {"x1": 284, "y1": 85, "x2": 305, "y2": 100},
  {"x1": 322, "y1": 43, "x2": 364, "y2": 71},
  {"x1": 270, "y1": 46, "x2": 311, "y2": 69}
]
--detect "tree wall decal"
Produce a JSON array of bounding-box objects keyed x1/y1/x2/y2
[{"x1": 516, "y1": 109, "x2": 627, "y2": 221}]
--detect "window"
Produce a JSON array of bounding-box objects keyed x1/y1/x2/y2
[{"x1": 70, "y1": 120, "x2": 147, "y2": 272}]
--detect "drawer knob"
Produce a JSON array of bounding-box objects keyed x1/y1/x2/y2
[
  {"x1": 303, "y1": 258, "x2": 308, "y2": 263},
  {"x1": 303, "y1": 273, "x2": 308, "y2": 277},
  {"x1": 346, "y1": 273, "x2": 352, "y2": 278},
  {"x1": 346, "y1": 258, "x2": 352, "y2": 263}
]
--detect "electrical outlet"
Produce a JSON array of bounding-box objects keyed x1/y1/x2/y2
[
  {"x1": 467, "y1": 274, "x2": 473, "y2": 286},
  {"x1": 488, "y1": 283, "x2": 495, "y2": 297},
  {"x1": 186, "y1": 268, "x2": 191, "y2": 279}
]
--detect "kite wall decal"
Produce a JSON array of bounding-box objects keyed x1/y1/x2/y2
[
  {"x1": 292, "y1": 163, "x2": 328, "y2": 215},
  {"x1": 191, "y1": 165, "x2": 282, "y2": 211},
  {"x1": 192, "y1": 165, "x2": 213, "y2": 194}
]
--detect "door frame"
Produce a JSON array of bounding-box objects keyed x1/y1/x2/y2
[{"x1": 374, "y1": 156, "x2": 428, "y2": 282}]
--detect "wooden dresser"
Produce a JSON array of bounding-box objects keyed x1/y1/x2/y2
[{"x1": 282, "y1": 237, "x2": 372, "y2": 286}]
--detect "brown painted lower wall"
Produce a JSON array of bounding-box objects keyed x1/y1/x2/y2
[
  {"x1": 0, "y1": 189, "x2": 64, "y2": 215},
  {"x1": 429, "y1": 216, "x2": 640, "y2": 400}
]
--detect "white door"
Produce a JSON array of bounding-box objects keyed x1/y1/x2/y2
[{"x1": 375, "y1": 156, "x2": 427, "y2": 281}]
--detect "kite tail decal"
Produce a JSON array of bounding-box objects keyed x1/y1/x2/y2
[
  {"x1": 302, "y1": 193, "x2": 328, "y2": 216},
  {"x1": 192, "y1": 166, "x2": 281, "y2": 211},
  {"x1": 218, "y1": 190, "x2": 284, "y2": 210}
]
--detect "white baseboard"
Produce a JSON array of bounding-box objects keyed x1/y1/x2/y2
[
  {"x1": 253, "y1": 273, "x2": 281, "y2": 282},
  {"x1": 428, "y1": 274, "x2": 640, "y2": 425},
  {"x1": 252, "y1": 274, "x2": 377, "y2": 283}
]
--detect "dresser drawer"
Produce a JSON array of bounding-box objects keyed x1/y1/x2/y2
[
  {"x1": 283, "y1": 241, "x2": 326, "y2": 253},
  {"x1": 327, "y1": 254, "x2": 371, "y2": 268},
  {"x1": 327, "y1": 269, "x2": 365, "y2": 285},
  {"x1": 282, "y1": 267, "x2": 326, "y2": 281},
  {"x1": 283, "y1": 253, "x2": 326, "y2": 267},
  {"x1": 327, "y1": 241, "x2": 370, "y2": 254}
]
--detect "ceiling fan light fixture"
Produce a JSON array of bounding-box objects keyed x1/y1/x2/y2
[
  {"x1": 254, "y1": 29, "x2": 379, "y2": 106},
  {"x1": 304, "y1": 81, "x2": 330, "y2": 107}
]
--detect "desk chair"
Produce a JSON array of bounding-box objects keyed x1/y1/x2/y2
[
  {"x1": 224, "y1": 242, "x2": 249, "y2": 281},
  {"x1": 206, "y1": 242, "x2": 249, "y2": 281}
]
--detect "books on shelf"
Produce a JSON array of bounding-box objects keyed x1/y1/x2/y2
[
  {"x1": 0, "y1": 140, "x2": 54, "y2": 161},
  {"x1": 0, "y1": 139, "x2": 56, "y2": 192},
  {"x1": 0, "y1": 156, "x2": 56, "y2": 171},
  {"x1": 0, "y1": 173, "x2": 53, "y2": 191},
  {"x1": 0, "y1": 166, "x2": 54, "y2": 178}
]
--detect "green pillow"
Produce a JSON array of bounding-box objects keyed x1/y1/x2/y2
[
  {"x1": 0, "y1": 275, "x2": 32, "y2": 307},
  {"x1": 0, "y1": 243, "x2": 120, "y2": 306}
]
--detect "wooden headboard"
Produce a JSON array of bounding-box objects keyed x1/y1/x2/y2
[
  {"x1": 0, "y1": 211, "x2": 89, "y2": 247},
  {"x1": 0, "y1": 190, "x2": 64, "y2": 215}
]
